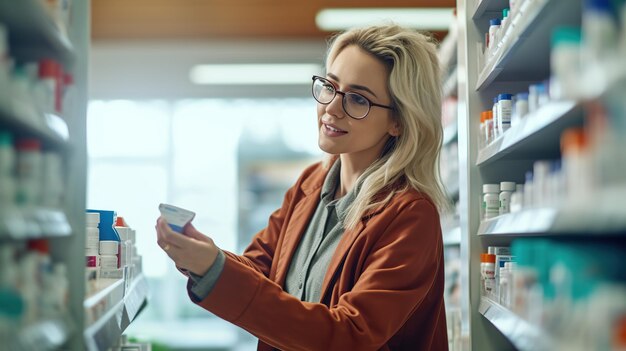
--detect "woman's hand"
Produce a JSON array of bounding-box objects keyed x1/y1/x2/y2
[{"x1": 155, "y1": 217, "x2": 219, "y2": 276}]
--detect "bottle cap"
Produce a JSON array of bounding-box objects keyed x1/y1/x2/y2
[
  {"x1": 15, "y1": 139, "x2": 41, "y2": 151},
  {"x1": 483, "y1": 184, "x2": 500, "y2": 194},
  {"x1": 487, "y1": 110, "x2": 493, "y2": 119},
  {"x1": 516, "y1": 92, "x2": 529, "y2": 100},
  {"x1": 0, "y1": 131, "x2": 12, "y2": 145},
  {"x1": 500, "y1": 182, "x2": 516, "y2": 191},
  {"x1": 38, "y1": 59, "x2": 61, "y2": 79},
  {"x1": 480, "y1": 253, "x2": 496, "y2": 263},
  {"x1": 503, "y1": 8, "x2": 509, "y2": 18},
  {"x1": 489, "y1": 19, "x2": 501, "y2": 26},
  {"x1": 115, "y1": 216, "x2": 129, "y2": 227},
  {"x1": 560, "y1": 127, "x2": 587, "y2": 154},
  {"x1": 551, "y1": 27, "x2": 582, "y2": 47},
  {"x1": 498, "y1": 93, "x2": 513, "y2": 101},
  {"x1": 28, "y1": 239, "x2": 49, "y2": 253}
]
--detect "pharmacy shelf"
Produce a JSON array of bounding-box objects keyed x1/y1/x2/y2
[
  {"x1": 0, "y1": 0, "x2": 74, "y2": 67},
  {"x1": 476, "y1": 100, "x2": 581, "y2": 166},
  {"x1": 0, "y1": 88, "x2": 70, "y2": 149},
  {"x1": 0, "y1": 207, "x2": 72, "y2": 240},
  {"x1": 8, "y1": 316, "x2": 74, "y2": 351},
  {"x1": 84, "y1": 275, "x2": 149, "y2": 351},
  {"x1": 478, "y1": 188, "x2": 626, "y2": 236},
  {"x1": 472, "y1": 0, "x2": 506, "y2": 20},
  {"x1": 479, "y1": 297, "x2": 555, "y2": 351},
  {"x1": 443, "y1": 225, "x2": 461, "y2": 246},
  {"x1": 443, "y1": 123, "x2": 458, "y2": 146},
  {"x1": 475, "y1": 0, "x2": 580, "y2": 90}
]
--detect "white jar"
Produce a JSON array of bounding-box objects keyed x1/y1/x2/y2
[
  {"x1": 480, "y1": 253, "x2": 496, "y2": 297},
  {"x1": 499, "y1": 182, "x2": 516, "y2": 215},
  {"x1": 497, "y1": 94, "x2": 513, "y2": 135},
  {"x1": 483, "y1": 184, "x2": 500, "y2": 219}
]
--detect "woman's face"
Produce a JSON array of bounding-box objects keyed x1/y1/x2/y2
[{"x1": 317, "y1": 45, "x2": 399, "y2": 168}]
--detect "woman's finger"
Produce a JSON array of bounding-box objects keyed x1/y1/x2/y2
[{"x1": 183, "y1": 223, "x2": 210, "y2": 243}]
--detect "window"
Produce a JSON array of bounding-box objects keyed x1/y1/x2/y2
[{"x1": 87, "y1": 98, "x2": 322, "y2": 349}]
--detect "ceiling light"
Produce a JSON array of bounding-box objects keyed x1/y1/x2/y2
[
  {"x1": 189, "y1": 64, "x2": 322, "y2": 85},
  {"x1": 316, "y1": 8, "x2": 454, "y2": 31}
]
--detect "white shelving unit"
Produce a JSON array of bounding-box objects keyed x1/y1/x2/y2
[
  {"x1": 1, "y1": 1, "x2": 148, "y2": 350},
  {"x1": 454, "y1": 0, "x2": 626, "y2": 349}
]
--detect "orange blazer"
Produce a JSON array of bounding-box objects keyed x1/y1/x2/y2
[{"x1": 187, "y1": 162, "x2": 448, "y2": 351}]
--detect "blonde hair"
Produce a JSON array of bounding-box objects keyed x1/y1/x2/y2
[{"x1": 324, "y1": 24, "x2": 447, "y2": 230}]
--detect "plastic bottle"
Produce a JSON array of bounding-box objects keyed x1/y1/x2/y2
[
  {"x1": 499, "y1": 9, "x2": 510, "y2": 43},
  {"x1": 483, "y1": 184, "x2": 500, "y2": 219},
  {"x1": 492, "y1": 97, "x2": 500, "y2": 139},
  {"x1": 528, "y1": 84, "x2": 540, "y2": 114},
  {"x1": 499, "y1": 181, "x2": 516, "y2": 215},
  {"x1": 500, "y1": 261, "x2": 516, "y2": 307},
  {"x1": 550, "y1": 27, "x2": 582, "y2": 100},
  {"x1": 488, "y1": 19, "x2": 501, "y2": 54},
  {"x1": 497, "y1": 94, "x2": 513, "y2": 135},
  {"x1": 15, "y1": 139, "x2": 42, "y2": 206},
  {"x1": 86, "y1": 212, "x2": 100, "y2": 269},
  {"x1": 480, "y1": 253, "x2": 496, "y2": 297},
  {"x1": 582, "y1": 0, "x2": 619, "y2": 62},
  {"x1": 510, "y1": 184, "x2": 524, "y2": 213},
  {"x1": 560, "y1": 128, "x2": 593, "y2": 203},
  {"x1": 524, "y1": 171, "x2": 534, "y2": 209},
  {"x1": 512, "y1": 92, "x2": 529, "y2": 128},
  {"x1": 37, "y1": 59, "x2": 61, "y2": 115},
  {"x1": 40, "y1": 152, "x2": 64, "y2": 207},
  {"x1": 484, "y1": 110, "x2": 494, "y2": 145},
  {"x1": 0, "y1": 132, "x2": 15, "y2": 206}
]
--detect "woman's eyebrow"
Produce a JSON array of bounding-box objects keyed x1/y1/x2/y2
[{"x1": 327, "y1": 72, "x2": 379, "y2": 98}]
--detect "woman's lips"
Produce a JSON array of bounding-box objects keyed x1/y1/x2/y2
[{"x1": 322, "y1": 123, "x2": 347, "y2": 137}]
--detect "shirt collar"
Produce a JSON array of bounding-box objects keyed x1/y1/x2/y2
[{"x1": 320, "y1": 159, "x2": 364, "y2": 221}]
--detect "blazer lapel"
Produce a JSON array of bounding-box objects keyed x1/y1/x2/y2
[
  {"x1": 319, "y1": 220, "x2": 366, "y2": 302},
  {"x1": 273, "y1": 189, "x2": 320, "y2": 287}
]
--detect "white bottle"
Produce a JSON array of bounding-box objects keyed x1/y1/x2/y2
[
  {"x1": 480, "y1": 253, "x2": 496, "y2": 297},
  {"x1": 523, "y1": 171, "x2": 534, "y2": 209},
  {"x1": 510, "y1": 184, "x2": 524, "y2": 213},
  {"x1": 488, "y1": 19, "x2": 501, "y2": 55},
  {"x1": 512, "y1": 93, "x2": 529, "y2": 128},
  {"x1": 483, "y1": 184, "x2": 501, "y2": 219},
  {"x1": 497, "y1": 94, "x2": 513, "y2": 135},
  {"x1": 492, "y1": 97, "x2": 500, "y2": 140},
  {"x1": 499, "y1": 181, "x2": 516, "y2": 215}
]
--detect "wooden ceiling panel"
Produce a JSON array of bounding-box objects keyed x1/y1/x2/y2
[{"x1": 92, "y1": 0, "x2": 454, "y2": 40}]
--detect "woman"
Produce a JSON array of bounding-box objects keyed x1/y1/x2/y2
[{"x1": 156, "y1": 24, "x2": 448, "y2": 350}]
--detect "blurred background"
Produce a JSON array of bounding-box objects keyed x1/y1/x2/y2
[{"x1": 86, "y1": 1, "x2": 455, "y2": 350}]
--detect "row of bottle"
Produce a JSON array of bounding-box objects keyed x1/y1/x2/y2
[
  {"x1": 550, "y1": 1, "x2": 626, "y2": 100},
  {"x1": 482, "y1": 0, "x2": 540, "y2": 60},
  {"x1": 85, "y1": 209, "x2": 142, "y2": 295},
  {"x1": 0, "y1": 23, "x2": 74, "y2": 119},
  {"x1": 482, "y1": 239, "x2": 626, "y2": 350},
  {"x1": 0, "y1": 240, "x2": 69, "y2": 335},
  {"x1": 481, "y1": 0, "x2": 626, "y2": 74},
  {"x1": 0, "y1": 132, "x2": 64, "y2": 209},
  {"x1": 478, "y1": 81, "x2": 550, "y2": 148}
]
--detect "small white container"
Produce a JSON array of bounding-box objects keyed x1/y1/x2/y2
[
  {"x1": 483, "y1": 184, "x2": 500, "y2": 219},
  {"x1": 100, "y1": 255, "x2": 118, "y2": 270},
  {"x1": 499, "y1": 182, "x2": 516, "y2": 215},
  {"x1": 99, "y1": 241, "x2": 119, "y2": 255},
  {"x1": 497, "y1": 94, "x2": 513, "y2": 134}
]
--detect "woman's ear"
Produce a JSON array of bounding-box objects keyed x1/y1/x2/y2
[{"x1": 389, "y1": 121, "x2": 401, "y2": 137}]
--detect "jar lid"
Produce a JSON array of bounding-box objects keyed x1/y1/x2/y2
[
  {"x1": 483, "y1": 184, "x2": 500, "y2": 194},
  {"x1": 500, "y1": 182, "x2": 516, "y2": 191}
]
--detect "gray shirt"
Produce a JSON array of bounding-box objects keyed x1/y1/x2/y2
[
  {"x1": 284, "y1": 159, "x2": 358, "y2": 302},
  {"x1": 190, "y1": 159, "x2": 359, "y2": 303}
]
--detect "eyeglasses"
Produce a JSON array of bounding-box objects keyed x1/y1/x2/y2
[{"x1": 311, "y1": 75, "x2": 393, "y2": 120}]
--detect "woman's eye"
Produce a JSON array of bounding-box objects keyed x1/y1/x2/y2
[
  {"x1": 323, "y1": 84, "x2": 334, "y2": 93},
  {"x1": 348, "y1": 94, "x2": 368, "y2": 106}
]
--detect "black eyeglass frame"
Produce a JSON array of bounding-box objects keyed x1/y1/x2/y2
[{"x1": 311, "y1": 75, "x2": 394, "y2": 120}]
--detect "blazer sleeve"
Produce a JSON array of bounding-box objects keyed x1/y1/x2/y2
[{"x1": 187, "y1": 198, "x2": 444, "y2": 351}]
